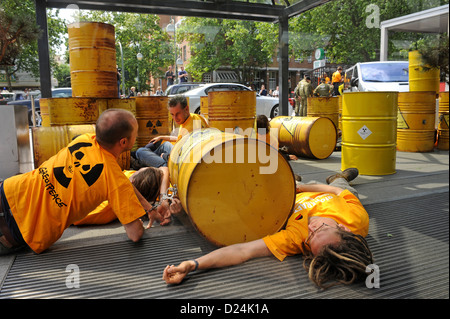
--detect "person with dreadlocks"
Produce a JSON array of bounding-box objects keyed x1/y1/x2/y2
[{"x1": 162, "y1": 168, "x2": 373, "y2": 289}]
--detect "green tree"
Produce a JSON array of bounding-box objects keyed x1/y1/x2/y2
[
  {"x1": 0, "y1": 0, "x2": 66, "y2": 90},
  {"x1": 177, "y1": 18, "x2": 278, "y2": 83},
  {"x1": 289, "y1": 0, "x2": 449, "y2": 64}
]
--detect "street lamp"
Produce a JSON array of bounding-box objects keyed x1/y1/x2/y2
[
  {"x1": 136, "y1": 51, "x2": 143, "y2": 92},
  {"x1": 118, "y1": 40, "x2": 125, "y2": 97},
  {"x1": 166, "y1": 17, "x2": 178, "y2": 84}
]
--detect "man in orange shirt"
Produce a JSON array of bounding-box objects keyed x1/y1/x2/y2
[
  {"x1": 135, "y1": 95, "x2": 209, "y2": 168},
  {"x1": 0, "y1": 109, "x2": 166, "y2": 255},
  {"x1": 163, "y1": 168, "x2": 374, "y2": 289},
  {"x1": 331, "y1": 66, "x2": 343, "y2": 96}
]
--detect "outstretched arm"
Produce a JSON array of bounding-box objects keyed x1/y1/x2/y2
[{"x1": 163, "y1": 239, "x2": 271, "y2": 284}]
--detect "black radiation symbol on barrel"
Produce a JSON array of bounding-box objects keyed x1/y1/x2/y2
[{"x1": 147, "y1": 119, "x2": 163, "y2": 135}]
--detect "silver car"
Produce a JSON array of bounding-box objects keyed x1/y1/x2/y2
[{"x1": 177, "y1": 83, "x2": 281, "y2": 118}]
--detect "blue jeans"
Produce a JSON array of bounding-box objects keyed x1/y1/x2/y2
[{"x1": 136, "y1": 142, "x2": 173, "y2": 168}]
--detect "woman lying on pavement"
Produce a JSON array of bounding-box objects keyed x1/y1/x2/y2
[
  {"x1": 75, "y1": 167, "x2": 182, "y2": 227},
  {"x1": 163, "y1": 168, "x2": 374, "y2": 289}
]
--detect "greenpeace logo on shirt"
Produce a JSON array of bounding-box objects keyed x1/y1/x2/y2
[
  {"x1": 295, "y1": 194, "x2": 334, "y2": 211},
  {"x1": 39, "y1": 167, "x2": 68, "y2": 208}
]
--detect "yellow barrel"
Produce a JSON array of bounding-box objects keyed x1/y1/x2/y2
[
  {"x1": 207, "y1": 91, "x2": 256, "y2": 135},
  {"x1": 200, "y1": 96, "x2": 208, "y2": 120},
  {"x1": 32, "y1": 124, "x2": 129, "y2": 170},
  {"x1": 68, "y1": 22, "x2": 117, "y2": 98},
  {"x1": 341, "y1": 92, "x2": 397, "y2": 175},
  {"x1": 39, "y1": 98, "x2": 50, "y2": 127},
  {"x1": 48, "y1": 97, "x2": 108, "y2": 126},
  {"x1": 32, "y1": 124, "x2": 96, "y2": 168},
  {"x1": 107, "y1": 98, "x2": 136, "y2": 115},
  {"x1": 307, "y1": 96, "x2": 339, "y2": 129},
  {"x1": 397, "y1": 91, "x2": 436, "y2": 152},
  {"x1": 269, "y1": 116, "x2": 337, "y2": 159},
  {"x1": 133, "y1": 96, "x2": 170, "y2": 148},
  {"x1": 168, "y1": 128, "x2": 296, "y2": 247},
  {"x1": 437, "y1": 91, "x2": 449, "y2": 150},
  {"x1": 338, "y1": 95, "x2": 343, "y2": 132},
  {"x1": 409, "y1": 50, "x2": 440, "y2": 95}
]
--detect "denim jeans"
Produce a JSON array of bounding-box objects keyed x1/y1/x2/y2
[{"x1": 135, "y1": 142, "x2": 173, "y2": 168}]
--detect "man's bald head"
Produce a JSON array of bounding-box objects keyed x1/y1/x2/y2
[{"x1": 96, "y1": 109, "x2": 137, "y2": 148}]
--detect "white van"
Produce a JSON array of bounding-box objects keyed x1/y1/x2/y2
[{"x1": 345, "y1": 61, "x2": 409, "y2": 92}]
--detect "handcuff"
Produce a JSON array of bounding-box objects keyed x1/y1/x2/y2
[{"x1": 145, "y1": 185, "x2": 178, "y2": 216}]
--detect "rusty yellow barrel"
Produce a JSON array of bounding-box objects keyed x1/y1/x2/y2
[
  {"x1": 39, "y1": 98, "x2": 50, "y2": 127},
  {"x1": 437, "y1": 91, "x2": 449, "y2": 150},
  {"x1": 269, "y1": 116, "x2": 336, "y2": 159},
  {"x1": 409, "y1": 50, "x2": 440, "y2": 95},
  {"x1": 307, "y1": 96, "x2": 339, "y2": 129},
  {"x1": 200, "y1": 96, "x2": 209, "y2": 120},
  {"x1": 68, "y1": 22, "x2": 117, "y2": 98},
  {"x1": 32, "y1": 124, "x2": 130, "y2": 170},
  {"x1": 32, "y1": 124, "x2": 96, "y2": 168},
  {"x1": 47, "y1": 98, "x2": 135, "y2": 126},
  {"x1": 207, "y1": 91, "x2": 256, "y2": 135},
  {"x1": 397, "y1": 91, "x2": 436, "y2": 152},
  {"x1": 168, "y1": 128, "x2": 296, "y2": 247},
  {"x1": 47, "y1": 98, "x2": 108, "y2": 125},
  {"x1": 133, "y1": 96, "x2": 170, "y2": 148},
  {"x1": 341, "y1": 92, "x2": 397, "y2": 175}
]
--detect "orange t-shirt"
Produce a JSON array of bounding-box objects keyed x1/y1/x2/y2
[
  {"x1": 74, "y1": 170, "x2": 137, "y2": 225},
  {"x1": 175, "y1": 113, "x2": 209, "y2": 143},
  {"x1": 4, "y1": 134, "x2": 145, "y2": 253},
  {"x1": 263, "y1": 190, "x2": 369, "y2": 261},
  {"x1": 331, "y1": 70, "x2": 342, "y2": 84}
]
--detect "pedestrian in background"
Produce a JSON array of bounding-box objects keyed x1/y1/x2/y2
[
  {"x1": 331, "y1": 66, "x2": 343, "y2": 96},
  {"x1": 314, "y1": 78, "x2": 333, "y2": 97}
]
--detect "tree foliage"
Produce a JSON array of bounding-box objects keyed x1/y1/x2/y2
[
  {"x1": 177, "y1": 18, "x2": 278, "y2": 83},
  {"x1": 289, "y1": 0, "x2": 449, "y2": 64}
]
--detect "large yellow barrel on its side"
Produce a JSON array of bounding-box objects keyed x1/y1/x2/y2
[
  {"x1": 341, "y1": 92, "x2": 397, "y2": 175},
  {"x1": 32, "y1": 124, "x2": 130, "y2": 170},
  {"x1": 133, "y1": 96, "x2": 170, "y2": 148},
  {"x1": 207, "y1": 91, "x2": 256, "y2": 135},
  {"x1": 397, "y1": 91, "x2": 436, "y2": 152},
  {"x1": 269, "y1": 116, "x2": 336, "y2": 159},
  {"x1": 68, "y1": 22, "x2": 117, "y2": 98},
  {"x1": 307, "y1": 96, "x2": 339, "y2": 130},
  {"x1": 437, "y1": 91, "x2": 449, "y2": 150},
  {"x1": 409, "y1": 50, "x2": 440, "y2": 95},
  {"x1": 168, "y1": 128, "x2": 296, "y2": 247}
]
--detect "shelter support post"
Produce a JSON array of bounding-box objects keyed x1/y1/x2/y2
[
  {"x1": 278, "y1": 15, "x2": 289, "y2": 116},
  {"x1": 35, "y1": 0, "x2": 52, "y2": 98}
]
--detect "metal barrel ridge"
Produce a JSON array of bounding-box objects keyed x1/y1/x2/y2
[{"x1": 168, "y1": 128, "x2": 296, "y2": 247}]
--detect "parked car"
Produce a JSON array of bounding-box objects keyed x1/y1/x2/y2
[
  {"x1": 345, "y1": 61, "x2": 409, "y2": 92},
  {"x1": 176, "y1": 83, "x2": 283, "y2": 119},
  {"x1": 165, "y1": 83, "x2": 204, "y2": 96},
  {"x1": 7, "y1": 87, "x2": 72, "y2": 126}
]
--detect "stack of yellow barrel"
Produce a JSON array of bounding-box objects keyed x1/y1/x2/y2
[{"x1": 33, "y1": 22, "x2": 136, "y2": 169}]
